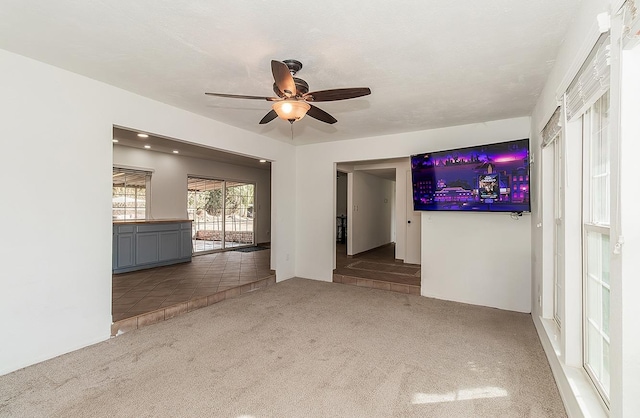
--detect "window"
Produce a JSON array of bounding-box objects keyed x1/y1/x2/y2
[
  {"x1": 112, "y1": 168, "x2": 151, "y2": 220},
  {"x1": 187, "y1": 177, "x2": 255, "y2": 253},
  {"x1": 582, "y1": 91, "x2": 611, "y2": 402},
  {"x1": 561, "y1": 32, "x2": 611, "y2": 403},
  {"x1": 541, "y1": 106, "x2": 563, "y2": 327},
  {"x1": 553, "y1": 134, "x2": 564, "y2": 327}
]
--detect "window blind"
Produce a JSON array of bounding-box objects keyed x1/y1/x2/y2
[
  {"x1": 565, "y1": 34, "x2": 611, "y2": 122},
  {"x1": 623, "y1": 0, "x2": 640, "y2": 48},
  {"x1": 113, "y1": 167, "x2": 151, "y2": 187},
  {"x1": 541, "y1": 107, "x2": 562, "y2": 149}
]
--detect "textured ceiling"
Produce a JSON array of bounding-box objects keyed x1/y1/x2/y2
[
  {"x1": 113, "y1": 127, "x2": 271, "y2": 169},
  {"x1": 0, "y1": 0, "x2": 580, "y2": 145}
]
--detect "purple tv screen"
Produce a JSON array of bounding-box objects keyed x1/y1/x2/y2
[{"x1": 410, "y1": 138, "x2": 530, "y2": 212}]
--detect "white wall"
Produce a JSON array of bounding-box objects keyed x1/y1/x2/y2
[
  {"x1": 350, "y1": 171, "x2": 394, "y2": 254},
  {"x1": 0, "y1": 48, "x2": 296, "y2": 376},
  {"x1": 295, "y1": 117, "x2": 531, "y2": 284},
  {"x1": 113, "y1": 145, "x2": 272, "y2": 244},
  {"x1": 421, "y1": 212, "x2": 532, "y2": 313}
]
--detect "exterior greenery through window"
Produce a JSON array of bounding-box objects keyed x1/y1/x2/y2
[
  {"x1": 112, "y1": 168, "x2": 150, "y2": 220},
  {"x1": 187, "y1": 177, "x2": 255, "y2": 252}
]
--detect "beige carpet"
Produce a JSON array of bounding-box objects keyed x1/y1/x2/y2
[{"x1": 0, "y1": 278, "x2": 565, "y2": 417}]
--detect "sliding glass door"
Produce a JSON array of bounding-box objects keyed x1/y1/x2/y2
[
  {"x1": 187, "y1": 177, "x2": 255, "y2": 253},
  {"x1": 223, "y1": 181, "x2": 255, "y2": 248}
]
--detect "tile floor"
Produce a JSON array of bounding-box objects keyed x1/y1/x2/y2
[
  {"x1": 112, "y1": 247, "x2": 273, "y2": 322},
  {"x1": 333, "y1": 243, "x2": 421, "y2": 294},
  {"x1": 112, "y1": 243, "x2": 419, "y2": 330}
]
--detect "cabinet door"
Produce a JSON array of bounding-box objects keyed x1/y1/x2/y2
[
  {"x1": 181, "y1": 228, "x2": 193, "y2": 258},
  {"x1": 115, "y1": 233, "x2": 135, "y2": 269},
  {"x1": 159, "y1": 231, "x2": 180, "y2": 261},
  {"x1": 136, "y1": 233, "x2": 159, "y2": 265}
]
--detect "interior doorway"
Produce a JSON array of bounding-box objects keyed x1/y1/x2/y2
[
  {"x1": 334, "y1": 158, "x2": 421, "y2": 293},
  {"x1": 111, "y1": 126, "x2": 273, "y2": 327},
  {"x1": 405, "y1": 169, "x2": 421, "y2": 264},
  {"x1": 346, "y1": 168, "x2": 395, "y2": 256},
  {"x1": 336, "y1": 171, "x2": 348, "y2": 252}
]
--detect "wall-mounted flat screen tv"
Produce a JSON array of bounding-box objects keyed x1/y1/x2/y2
[{"x1": 411, "y1": 138, "x2": 530, "y2": 212}]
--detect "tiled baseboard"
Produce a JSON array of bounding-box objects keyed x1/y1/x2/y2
[
  {"x1": 333, "y1": 273, "x2": 420, "y2": 295},
  {"x1": 111, "y1": 275, "x2": 276, "y2": 336}
]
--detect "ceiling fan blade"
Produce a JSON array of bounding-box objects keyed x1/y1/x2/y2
[
  {"x1": 271, "y1": 60, "x2": 296, "y2": 97},
  {"x1": 303, "y1": 87, "x2": 371, "y2": 102},
  {"x1": 205, "y1": 92, "x2": 277, "y2": 101},
  {"x1": 307, "y1": 104, "x2": 337, "y2": 124},
  {"x1": 259, "y1": 109, "x2": 278, "y2": 124}
]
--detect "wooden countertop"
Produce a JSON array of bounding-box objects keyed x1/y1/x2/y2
[{"x1": 113, "y1": 219, "x2": 192, "y2": 225}]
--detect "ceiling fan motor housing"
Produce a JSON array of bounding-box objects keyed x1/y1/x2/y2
[
  {"x1": 293, "y1": 78, "x2": 309, "y2": 95},
  {"x1": 282, "y1": 59, "x2": 303, "y2": 75},
  {"x1": 273, "y1": 77, "x2": 308, "y2": 97}
]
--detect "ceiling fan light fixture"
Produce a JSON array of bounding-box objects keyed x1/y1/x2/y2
[
  {"x1": 272, "y1": 100, "x2": 310, "y2": 122},
  {"x1": 204, "y1": 59, "x2": 370, "y2": 127}
]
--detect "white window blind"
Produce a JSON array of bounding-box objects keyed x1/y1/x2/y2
[
  {"x1": 623, "y1": 0, "x2": 640, "y2": 48},
  {"x1": 112, "y1": 167, "x2": 151, "y2": 186},
  {"x1": 541, "y1": 107, "x2": 562, "y2": 149},
  {"x1": 565, "y1": 34, "x2": 611, "y2": 122}
]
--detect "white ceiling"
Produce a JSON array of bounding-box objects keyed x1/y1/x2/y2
[
  {"x1": 0, "y1": 0, "x2": 580, "y2": 146},
  {"x1": 113, "y1": 126, "x2": 271, "y2": 169}
]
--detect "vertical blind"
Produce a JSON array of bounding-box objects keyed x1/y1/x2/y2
[
  {"x1": 565, "y1": 34, "x2": 611, "y2": 122},
  {"x1": 541, "y1": 107, "x2": 562, "y2": 149}
]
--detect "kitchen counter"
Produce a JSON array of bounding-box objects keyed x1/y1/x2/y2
[
  {"x1": 113, "y1": 220, "x2": 193, "y2": 274},
  {"x1": 113, "y1": 219, "x2": 192, "y2": 225}
]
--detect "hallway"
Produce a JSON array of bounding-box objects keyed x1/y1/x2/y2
[{"x1": 333, "y1": 243, "x2": 420, "y2": 295}]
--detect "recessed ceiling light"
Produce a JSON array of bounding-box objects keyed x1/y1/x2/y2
[
  {"x1": 259, "y1": 159, "x2": 267, "y2": 163},
  {"x1": 112, "y1": 139, "x2": 119, "y2": 143},
  {"x1": 144, "y1": 145, "x2": 151, "y2": 149},
  {"x1": 173, "y1": 150, "x2": 179, "y2": 154},
  {"x1": 137, "y1": 133, "x2": 149, "y2": 138}
]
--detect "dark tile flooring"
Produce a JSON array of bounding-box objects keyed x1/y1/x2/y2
[
  {"x1": 112, "y1": 248, "x2": 273, "y2": 322},
  {"x1": 333, "y1": 243, "x2": 421, "y2": 292},
  {"x1": 113, "y1": 243, "x2": 419, "y2": 324}
]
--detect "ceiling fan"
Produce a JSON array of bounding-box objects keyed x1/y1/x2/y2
[{"x1": 205, "y1": 59, "x2": 371, "y2": 125}]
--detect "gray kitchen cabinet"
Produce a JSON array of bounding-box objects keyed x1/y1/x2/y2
[{"x1": 113, "y1": 220, "x2": 192, "y2": 273}]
